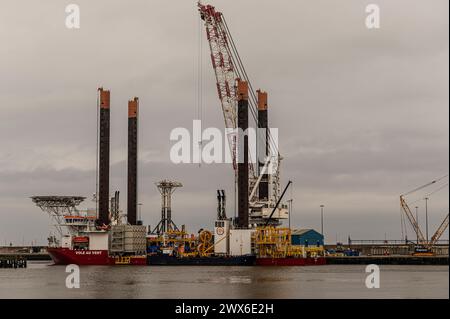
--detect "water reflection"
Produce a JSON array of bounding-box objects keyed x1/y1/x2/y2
[{"x1": 0, "y1": 263, "x2": 447, "y2": 299}]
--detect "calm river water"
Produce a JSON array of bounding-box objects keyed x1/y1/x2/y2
[{"x1": 0, "y1": 261, "x2": 448, "y2": 298}]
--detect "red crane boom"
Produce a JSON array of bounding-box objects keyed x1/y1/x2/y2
[{"x1": 199, "y1": 3, "x2": 238, "y2": 171}]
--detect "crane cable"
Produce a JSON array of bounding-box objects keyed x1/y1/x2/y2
[
  {"x1": 221, "y1": 16, "x2": 280, "y2": 182},
  {"x1": 220, "y1": 19, "x2": 260, "y2": 174},
  {"x1": 197, "y1": 9, "x2": 203, "y2": 168},
  {"x1": 222, "y1": 16, "x2": 280, "y2": 158},
  {"x1": 402, "y1": 174, "x2": 448, "y2": 197},
  {"x1": 408, "y1": 182, "x2": 449, "y2": 206}
]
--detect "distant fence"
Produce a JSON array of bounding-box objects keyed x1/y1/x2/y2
[
  {"x1": 347, "y1": 239, "x2": 449, "y2": 245},
  {"x1": 325, "y1": 240, "x2": 449, "y2": 256},
  {"x1": 0, "y1": 246, "x2": 47, "y2": 254}
]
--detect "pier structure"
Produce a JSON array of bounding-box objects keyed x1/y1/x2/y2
[{"x1": 0, "y1": 255, "x2": 27, "y2": 268}]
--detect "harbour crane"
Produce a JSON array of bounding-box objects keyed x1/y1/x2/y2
[
  {"x1": 400, "y1": 175, "x2": 449, "y2": 253},
  {"x1": 198, "y1": 2, "x2": 288, "y2": 226},
  {"x1": 429, "y1": 214, "x2": 449, "y2": 248}
]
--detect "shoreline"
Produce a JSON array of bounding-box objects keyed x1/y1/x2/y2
[{"x1": 2, "y1": 253, "x2": 448, "y2": 265}]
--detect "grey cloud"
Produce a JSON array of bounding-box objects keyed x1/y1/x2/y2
[{"x1": 0, "y1": 0, "x2": 448, "y2": 244}]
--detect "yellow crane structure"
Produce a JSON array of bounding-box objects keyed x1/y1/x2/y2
[
  {"x1": 430, "y1": 214, "x2": 449, "y2": 247},
  {"x1": 253, "y1": 227, "x2": 324, "y2": 258},
  {"x1": 400, "y1": 175, "x2": 449, "y2": 254}
]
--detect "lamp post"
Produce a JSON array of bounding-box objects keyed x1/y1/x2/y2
[
  {"x1": 424, "y1": 197, "x2": 429, "y2": 244},
  {"x1": 320, "y1": 205, "x2": 324, "y2": 238},
  {"x1": 287, "y1": 199, "x2": 293, "y2": 229}
]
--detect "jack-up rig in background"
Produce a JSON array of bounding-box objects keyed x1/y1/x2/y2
[{"x1": 400, "y1": 175, "x2": 449, "y2": 256}]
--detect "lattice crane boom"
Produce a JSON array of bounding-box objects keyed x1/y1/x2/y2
[
  {"x1": 400, "y1": 175, "x2": 449, "y2": 249},
  {"x1": 198, "y1": 2, "x2": 261, "y2": 179},
  {"x1": 199, "y1": 3, "x2": 238, "y2": 170},
  {"x1": 429, "y1": 213, "x2": 449, "y2": 248},
  {"x1": 198, "y1": 2, "x2": 287, "y2": 225},
  {"x1": 400, "y1": 195, "x2": 427, "y2": 244}
]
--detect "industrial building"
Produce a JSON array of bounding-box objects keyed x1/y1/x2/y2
[{"x1": 291, "y1": 229, "x2": 324, "y2": 247}]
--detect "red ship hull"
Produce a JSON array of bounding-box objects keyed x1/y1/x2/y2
[
  {"x1": 47, "y1": 248, "x2": 146, "y2": 266},
  {"x1": 256, "y1": 257, "x2": 326, "y2": 266}
]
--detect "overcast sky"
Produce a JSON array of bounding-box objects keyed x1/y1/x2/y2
[{"x1": 0, "y1": 0, "x2": 448, "y2": 245}]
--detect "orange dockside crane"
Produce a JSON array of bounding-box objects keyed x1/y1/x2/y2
[{"x1": 400, "y1": 176, "x2": 449, "y2": 256}]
